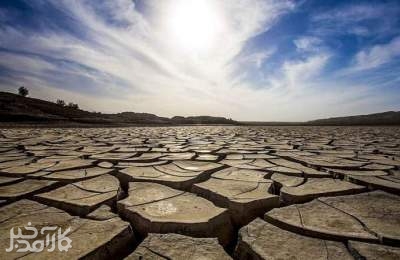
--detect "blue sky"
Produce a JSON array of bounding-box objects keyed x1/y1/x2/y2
[{"x1": 0, "y1": 0, "x2": 399, "y2": 121}]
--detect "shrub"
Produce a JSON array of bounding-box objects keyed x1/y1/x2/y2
[
  {"x1": 67, "y1": 102, "x2": 79, "y2": 109},
  {"x1": 18, "y1": 86, "x2": 29, "y2": 97},
  {"x1": 56, "y1": 99, "x2": 66, "y2": 106}
]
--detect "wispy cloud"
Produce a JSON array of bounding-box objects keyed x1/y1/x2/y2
[
  {"x1": 240, "y1": 49, "x2": 276, "y2": 69},
  {"x1": 351, "y1": 36, "x2": 400, "y2": 71},
  {"x1": 294, "y1": 36, "x2": 323, "y2": 52},
  {"x1": 0, "y1": 0, "x2": 399, "y2": 121},
  {"x1": 0, "y1": 0, "x2": 296, "y2": 116},
  {"x1": 311, "y1": 2, "x2": 400, "y2": 37},
  {"x1": 282, "y1": 53, "x2": 330, "y2": 89}
]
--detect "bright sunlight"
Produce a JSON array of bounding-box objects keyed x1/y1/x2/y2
[{"x1": 165, "y1": 0, "x2": 223, "y2": 52}]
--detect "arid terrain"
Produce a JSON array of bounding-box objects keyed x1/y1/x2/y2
[
  {"x1": 0, "y1": 126, "x2": 399, "y2": 259},
  {"x1": 2, "y1": 92, "x2": 399, "y2": 126}
]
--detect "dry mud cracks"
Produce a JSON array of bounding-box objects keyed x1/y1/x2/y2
[{"x1": 0, "y1": 126, "x2": 399, "y2": 259}]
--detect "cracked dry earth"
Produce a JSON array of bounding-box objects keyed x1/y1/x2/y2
[{"x1": 0, "y1": 126, "x2": 399, "y2": 260}]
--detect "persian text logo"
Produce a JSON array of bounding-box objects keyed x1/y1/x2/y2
[{"x1": 5, "y1": 222, "x2": 72, "y2": 253}]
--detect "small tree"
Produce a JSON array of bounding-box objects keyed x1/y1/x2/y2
[
  {"x1": 67, "y1": 102, "x2": 79, "y2": 109},
  {"x1": 18, "y1": 86, "x2": 29, "y2": 97},
  {"x1": 56, "y1": 99, "x2": 66, "y2": 106}
]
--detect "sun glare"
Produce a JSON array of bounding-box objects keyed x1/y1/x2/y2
[{"x1": 166, "y1": 0, "x2": 222, "y2": 52}]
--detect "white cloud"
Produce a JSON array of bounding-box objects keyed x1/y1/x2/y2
[
  {"x1": 311, "y1": 2, "x2": 400, "y2": 37},
  {"x1": 0, "y1": 0, "x2": 296, "y2": 116},
  {"x1": 0, "y1": 0, "x2": 398, "y2": 121},
  {"x1": 352, "y1": 36, "x2": 400, "y2": 71},
  {"x1": 294, "y1": 36, "x2": 322, "y2": 52},
  {"x1": 239, "y1": 48, "x2": 276, "y2": 69},
  {"x1": 314, "y1": 4, "x2": 388, "y2": 22},
  {"x1": 280, "y1": 53, "x2": 330, "y2": 90}
]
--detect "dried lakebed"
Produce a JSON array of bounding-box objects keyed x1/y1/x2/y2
[{"x1": 0, "y1": 126, "x2": 399, "y2": 259}]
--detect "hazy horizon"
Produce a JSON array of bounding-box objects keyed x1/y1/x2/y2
[{"x1": 0, "y1": 0, "x2": 399, "y2": 121}]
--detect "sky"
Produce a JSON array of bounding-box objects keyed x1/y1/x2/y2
[{"x1": 0, "y1": 0, "x2": 399, "y2": 121}]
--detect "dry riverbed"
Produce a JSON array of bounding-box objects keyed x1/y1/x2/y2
[{"x1": 0, "y1": 126, "x2": 399, "y2": 259}]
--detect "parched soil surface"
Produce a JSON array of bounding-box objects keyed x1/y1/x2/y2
[{"x1": 0, "y1": 126, "x2": 399, "y2": 259}]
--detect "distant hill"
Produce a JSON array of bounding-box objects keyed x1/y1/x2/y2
[
  {"x1": 1, "y1": 91, "x2": 398, "y2": 126},
  {"x1": 242, "y1": 111, "x2": 400, "y2": 126},
  {"x1": 171, "y1": 116, "x2": 235, "y2": 124},
  {"x1": 0, "y1": 91, "x2": 237, "y2": 125},
  {"x1": 306, "y1": 111, "x2": 400, "y2": 126}
]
